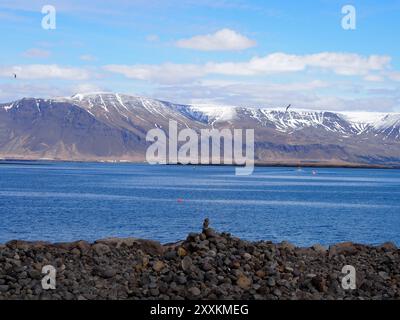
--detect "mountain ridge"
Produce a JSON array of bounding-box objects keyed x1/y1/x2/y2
[{"x1": 1, "y1": 92, "x2": 400, "y2": 166}]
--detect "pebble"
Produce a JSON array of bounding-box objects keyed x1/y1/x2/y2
[
  {"x1": 92, "y1": 243, "x2": 111, "y2": 256},
  {"x1": 237, "y1": 275, "x2": 252, "y2": 290},
  {"x1": 188, "y1": 287, "x2": 201, "y2": 296},
  {"x1": 177, "y1": 247, "x2": 187, "y2": 257},
  {"x1": 181, "y1": 256, "x2": 193, "y2": 272},
  {"x1": 153, "y1": 261, "x2": 165, "y2": 272},
  {"x1": 267, "y1": 277, "x2": 276, "y2": 287},
  {"x1": 0, "y1": 222, "x2": 398, "y2": 300}
]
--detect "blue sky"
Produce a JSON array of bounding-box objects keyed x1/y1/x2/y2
[{"x1": 0, "y1": 0, "x2": 400, "y2": 111}]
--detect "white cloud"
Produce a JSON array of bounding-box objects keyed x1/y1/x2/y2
[
  {"x1": 22, "y1": 48, "x2": 51, "y2": 58},
  {"x1": 153, "y1": 81, "x2": 400, "y2": 112},
  {"x1": 176, "y1": 28, "x2": 256, "y2": 51},
  {"x1": 363, "y1": 74, "x2": 384, "y2": 82},
  {"x1": 304, "y1": 53, "x2": 391, "y2": 76},
  {"x1": 0, "y1": 83, "x2": 70, "y2": 101},
  {"x1": 387, "y1": 72, "x2": 400, "y2": 82},
  {"x1": 104, "y1": 63, "x2": 206, "y2": 84},
  {"x1": 104, "y1": 52, "x2": 392, "y2": 84},
  {"x1": 0, "y1": 64, "x2": 90, "y2": 80},
  {"x1": 0, "y1": 82, "x2": 108, "y2": 102},
  {"x1": 209, "y1": 52, "x2": 391, "y2": 76}
]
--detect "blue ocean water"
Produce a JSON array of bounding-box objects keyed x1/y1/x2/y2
[{"x1": 0, "y1": 162, "x2": 399, "y2": 246}]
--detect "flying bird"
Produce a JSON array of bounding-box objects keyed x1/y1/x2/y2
[
  {"x1": 13, "y1": 73, "x2": 17, "y2": 79},
  {"x1": 285, "y1": 104, "x2": 291, "y2": 112}
]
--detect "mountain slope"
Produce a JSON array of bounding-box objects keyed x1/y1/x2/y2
[
  {"x1": 1, "y1": 93, "x2": 400, "y2": 166},
  {"x1": 0, "y1": 98, "x2": 146, "y2": 160}
]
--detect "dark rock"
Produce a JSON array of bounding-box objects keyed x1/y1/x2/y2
[
  {"x1": 378, "y1": 242, "x2": 397, "y2": 251},
  {"x1": 204, "y1": 228, "x2": 218, "y2": 239},
  {"x1": 28, "y1": 270, "x2": 42, "y2": 280},
  {"x1": 0, "y1": 285, "x2": 9, "y2": 292},
  {"x1": 0, "y1": 225, "x2": 398, "y2": 300},
  {"x1": 267, "y1": 277, "x2": 276, "y2": 287},
  {"x1": 280, "y1": 241, "x2": 295, "y2": 251},
  {"x1": 181, "y1": 256, "x2": 193, "y2": 272},
  {"x1": 136, "y1": 239, "x2": 164, "y2": 255},
  {"x1": 93, "y1": 267, "x2": 116, "y2": 279},
  {"x1": 188, "y1": 287, "x2": 201, "y2": 296},
  {"x1": 237, "y1": 275, "x2": 252, "y2": 290},
  {"x1": 329, "y1": 242, "x2": 358, "y2": 257},
  {"x1": 312, "y1": 244, "x2": 328, "y2": 253},
  {"x1": 311, "y1": 276, "x2": 327, "y2": 292},
  {"x1": 164, "y1": 250, "x2": 177, "y2": 260},
  {"x1": 92, "y1": 243, "x2": 111, "y2": 256}
]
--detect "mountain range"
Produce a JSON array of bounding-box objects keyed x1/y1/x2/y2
[{"x1": 1, "y1": 92, "x2": 400, "y2": 167}]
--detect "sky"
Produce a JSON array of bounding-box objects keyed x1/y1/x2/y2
[{"x1": 0, "y1": 0, "x2": 400, "y2": 112}]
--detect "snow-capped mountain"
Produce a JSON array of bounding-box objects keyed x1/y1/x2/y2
[
  {"x1": 174, "y1": 104, "x2": 400, "y2": 140},
  {"x1": 1, "y1": 92, "x2": 400, "y2": 166}
]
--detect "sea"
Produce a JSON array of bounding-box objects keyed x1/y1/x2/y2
[{"x1": 0, "y1": 162, "x2": 399, "y2": 246}]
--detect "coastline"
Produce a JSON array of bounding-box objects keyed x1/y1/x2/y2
[
  {"x1": 1, "y1": 158, "x2": 399, "y2": 169},
  {"x1": 1, "y1": 225, "x2": 399, "y2": 300}
]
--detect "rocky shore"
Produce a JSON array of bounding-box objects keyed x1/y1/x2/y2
[{"x1": 0, "y1": 222, "x2": 399, "y2": 300}]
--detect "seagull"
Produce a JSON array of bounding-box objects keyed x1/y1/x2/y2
[{"x1": 285, "y1": 104, "x2": 291, "y2": 112}]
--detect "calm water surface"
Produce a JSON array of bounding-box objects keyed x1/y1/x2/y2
[{"x1": 0, "y1": 162, "x2": 399, "y2": 246}]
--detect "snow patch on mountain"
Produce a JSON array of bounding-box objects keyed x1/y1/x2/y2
[
  {"x1": 51, "y1": 92, "x2": 400, "y2": 140},
  {"x1": 2, "y1": 103, "x2": 14, "y2": 111},
  {"x1": 186, "y1": 104, "x2": 238, "y2": 125}
]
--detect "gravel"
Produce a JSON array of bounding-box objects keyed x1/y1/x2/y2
[{"x1": 0, "y1": 221, "x2": 399, "y2": 300}]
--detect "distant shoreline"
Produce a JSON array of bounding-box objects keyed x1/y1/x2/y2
[{"x1": 1, "y1": 158, "x2": 399, "y2": 169}]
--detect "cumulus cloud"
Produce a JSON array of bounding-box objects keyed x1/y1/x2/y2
[
  {"x1": 22, "y1": 48, "x2": 51, "y2": 58},
  {"x1": 176, "y1": 28, "x2": 256, "y2": 51},
  {"x1": 0, "y1": 64, "x2": 90, "y2": 80},
  {"x1": 305, "y1": 53, "x2": 391, "y2": 76},
  {"x1": 104, "y1": 52, "x2": 392, "y2": 84},
  {"x1": 215, "y1": 52, "x2": 391, "y2": 77}
]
